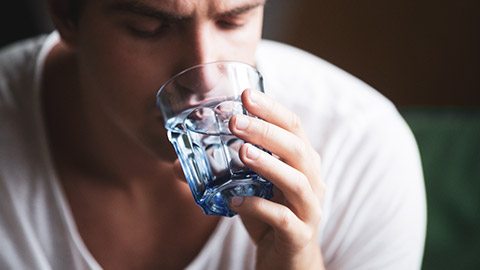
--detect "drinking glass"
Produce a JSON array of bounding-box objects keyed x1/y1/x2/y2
[{"x1": 156, "y1": 61, "x2": 274, "y2": 217}]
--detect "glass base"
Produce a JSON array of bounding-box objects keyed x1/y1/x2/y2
[{"x1": 198, "y1": 176, "x2": 274, "y2": 217}]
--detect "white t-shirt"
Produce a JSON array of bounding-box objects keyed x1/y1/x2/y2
[{"x1": 0, "y1": 32, "x2": 426, "y2": 270}]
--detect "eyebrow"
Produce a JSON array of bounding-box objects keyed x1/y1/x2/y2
[
  {"x1": 214, "y1": 0, "x2": 267, "y2": 18},
  {"x1": 106, "y1": 1, "x2": 186, "y2": 21},
  {"x1": 106, "y1": 0, "x2": 267, "y2": 21}
]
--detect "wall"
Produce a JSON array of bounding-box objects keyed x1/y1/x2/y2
[{"x1": 263, "y1": 0, "x2": 480, "y2": 107}]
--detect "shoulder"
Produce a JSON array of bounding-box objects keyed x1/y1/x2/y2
[
  {"x1": 256, "y1": 41, "x2": 426, "y2": 268},
  {"x1": 255, "y1": 40, "x2": 422, "y2": 186},
  {"x1": 0, "y1": 36, "x2": 47, "y2": 66},
  {"x1": 255, "y1": 40, "x2": 403, "y2": 147},
  {"x1": 0, "y1": 35, "x2": 47, "y2": 108},
  {"x1": 0, "y1": 35, "x2": 49, "y2": 207}
]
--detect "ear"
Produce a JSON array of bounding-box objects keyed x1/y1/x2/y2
[{"x1": 47, "y1": 0, "x2": 79, "y2": 48}]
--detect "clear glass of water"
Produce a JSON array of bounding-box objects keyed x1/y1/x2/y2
[{"x1": 156, "y1": 61, "x2": 274, "y2": 217}]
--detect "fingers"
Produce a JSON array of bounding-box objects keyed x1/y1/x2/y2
[
  {"x1": 242, "y1": 89, "x2": 309, "y2": 143},
  {"x1": 230, "y1": 195, "x2": 315, "y2": 248},
  {"x1": 233, "y1": 89, "x2": 323, "y2": 194},
  {"x1": 230, "y1": 114, "x2": 320, "y2": 187},
  {"x1": 239, "y1": 143, "x2": 321, "y2": 222},
  {"x1": 227, "y1": 90, "x2": 325, "y2": 260}
]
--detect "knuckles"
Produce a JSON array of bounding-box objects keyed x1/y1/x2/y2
[
  {"x1": 292, "y1": 139, "x2": 308, "y2": 159},
  {"x1": 290, "y1": 111, "x2": 303, "y2": 132},
  {"x1": 278, "y1": 207, "x2": 295, "y2": 232},
  {"x1": 259, "y1": 121, "x2": 275, "y2": 142},
  {"x1": 292, "y1": 173, "x2": 310, "y2": 199},
  {"x1": 310, "y1": 203, "x2": 323, "y2": 226}
]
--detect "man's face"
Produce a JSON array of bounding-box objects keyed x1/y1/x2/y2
[{"x1": 72, "y1": 0, "x2": 265, "y2": 160}]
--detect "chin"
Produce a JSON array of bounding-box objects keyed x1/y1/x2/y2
[
  {"x1": 154, "y1": 146, "x2": 178, "y2": 163},
  {"x1": 140, "y1": 132, "x2": 178, "y2": 162}
]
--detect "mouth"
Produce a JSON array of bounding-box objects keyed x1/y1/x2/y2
[
  {"x1": 153, "y1": 105, "x2": 164, "y2": 120},
  {"x1": 156, "y1": 115, "x2": 165, "y2": 126}
]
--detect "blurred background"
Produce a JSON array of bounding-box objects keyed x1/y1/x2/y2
[
  {"x1": 1, "y1": 0, "x2": 479, "y2": 269},
  {"x1": 262, "y1": 0, "x2": 479, "y2": 107},
  {"x1": 1, "y1": 0, "x2": 478, "y2": 107}
]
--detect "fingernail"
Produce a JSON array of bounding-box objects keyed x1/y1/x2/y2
[
  {"x1": 246, "y1": 144, "x2": 260, "y2": 160},
  {"x1": 231, "y1": 196, "x2": 244, "y2": 207},
  {"x1": 235, "y1": 115, "x2": 249, "y2": 130}
]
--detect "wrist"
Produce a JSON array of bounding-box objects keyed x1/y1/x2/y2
[{"x1": 256, "y1": 242, "x2": 325, "y2": 270}]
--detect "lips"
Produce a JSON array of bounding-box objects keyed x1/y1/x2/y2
[{"x1": 156, "y1": 115, "x2": 165, "y2": 125}]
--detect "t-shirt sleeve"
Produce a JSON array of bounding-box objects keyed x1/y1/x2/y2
[
  {"x1": 255, "y1": 39, "x2": 426, "y2": 269},
  {"x1": 319, "y1": 107, "x2": 427, "y2": 270}
]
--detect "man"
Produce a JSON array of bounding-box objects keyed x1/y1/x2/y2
[{"x1": 0, "y1": 0, "x2": 426, "y2": 269}]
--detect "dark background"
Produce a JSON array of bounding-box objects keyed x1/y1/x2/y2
[{"x1": 1, "y1": 0, "x2": 479, "y2": 107}]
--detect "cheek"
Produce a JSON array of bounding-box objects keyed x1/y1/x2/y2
[
  {"x1": 228, "y1": 14, "x2": 264, "y2": 64},
  {"x1": 77, "y1": 34, "x2": 173, "y2": 158},
  {"x1": 81, "y1": 36, "x2": 163, "y2": 95},
  {"x1": 77, "y1": 29, "x2": 173, "y2": 123},
  {"x1": 76, "y1": 9, "x2": 174, "y2": 108}
]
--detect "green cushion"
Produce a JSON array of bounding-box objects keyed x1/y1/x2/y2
[{"x1": 401, "y1": 108, "x2": 480, "y2": 270}]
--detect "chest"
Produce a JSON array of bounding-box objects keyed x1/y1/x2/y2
[{"x1": 63, "y1": 183, "x2": 219, "y2": 270}]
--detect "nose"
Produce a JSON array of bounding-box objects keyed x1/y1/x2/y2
[
  {"x1": 175, "y1": 25, "x2": 223, "y2": 97},
  {"x1": 188, "y1": 24, "x2": 219, "y2": 66}
]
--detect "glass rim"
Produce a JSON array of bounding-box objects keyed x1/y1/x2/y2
[{"x1": 156, "y1": 60, "x2": 260, "y2": 99}]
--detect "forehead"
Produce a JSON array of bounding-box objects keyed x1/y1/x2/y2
[{"x1": 100, "y1": 0, "x2": 266, "y2": 17}]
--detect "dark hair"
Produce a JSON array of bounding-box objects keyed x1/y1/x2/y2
[{"x1": 68, "y1": 0, "x2": 82, "y2": 23}]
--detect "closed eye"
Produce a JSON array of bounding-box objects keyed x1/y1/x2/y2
[
  {"x1": 216, "y1": 19, "x2": 245, "y2": 30},
  {"x1": 128, "y1": 22, "x2": 172, "y2": 38}
]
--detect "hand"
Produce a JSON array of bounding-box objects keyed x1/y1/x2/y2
[{"x1": 229, "y1": 89, "x2": 326, "y2": 270}]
